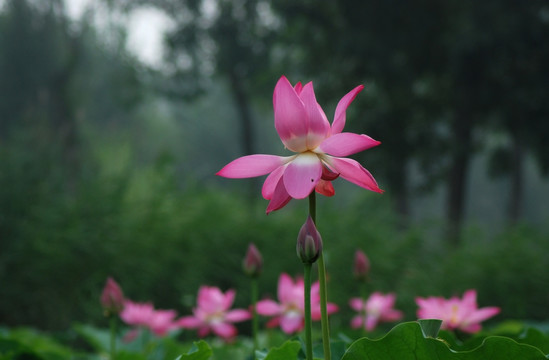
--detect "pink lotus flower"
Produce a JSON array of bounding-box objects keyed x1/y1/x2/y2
[
  {"x1": 217, "y1": 76, "x2": 382, "y2": 213},
  {"x1": 100, "y1": 277, "x2": 125, "y2": 316},
  {"x1": 178, "y1": 286, "x2": 251, "y2": 340},
  {"x1": 256, "y1": 273, "x2": 339, "y2": 334},
  {"x1": 120, "y1": 300, "x2": 179, "y2": 336},
  {"x1": 416, "y1": 289, "x2": 500, "y2": 333},
  {"x1": 353, "y1": 250, "x2": 370, "y2": 282},
  {"x1": 242, "y1": 243, "x2": 263, "y2": 277},
  {"x1": 349, "y1": 292, "x2": 403, "y2": 331}
]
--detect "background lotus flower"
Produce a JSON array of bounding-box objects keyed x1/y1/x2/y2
[
  {"x1": 100, "y1": 277, "x2": 125, "y2": 316},
  {"x1": 242, "y1": 243, "x2": 263, "y2": 278},
  {"x1": 120, "y1": 300, "x2": 155, "y2": 327},
  {"x1": 178, "y1": 286, "x2": 250, "y2": 340},
  {"x1": 353, "y1": 250, "x2": 370, "y2": 282},
  {"x1": 217, "y1": 75, "x2": 382, "y2": 213},
  {"x1": 349, "y1": 292, "x2": 403, "y2": 331},
  {"x1": 119, "y1": 300, "x2": 179, "y2": 336},
  {"x1": 256, "y1": 273, "x2": 338, "y2": 334},
  {"x1": 416, "y1": 289, "x2": 500, "y2": 333}
]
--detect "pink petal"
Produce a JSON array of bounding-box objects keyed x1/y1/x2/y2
[
  {"x1": 319, "y1": 133, "x2": 380, "y2": 157},
  {"x1": 315, "y1": 179, "x2": 335, "y2": 197},
  {"x1": 350, "y1": 315, "x2": 363, "y2": 329},
  {"x1": 332, "y1": 85, "x2": 364, "y2": 135},
  {"x1": 416, "y1": 298, "x2": 446, "y2": 320},
  {"x1": 217, "y1": 155, "x2": 285, "y2": 178},
  {"x1": 262, "y1": 164, "x2": 287, "y2": 199},
  {"x1": 212, "y1": 322, "x2": 237, "y2": 339},
  {"x1": 328, "y1": 157, "x2": 383, "y2": 193},
  {"x1": 194, "y1": 308, "x2": 210, "y2": 322},
  {"x1": 311, "y1": 302, "x2": 338, "y2": 320},
  {"x1": 365, "y1": 314, "x2": 379, "y2": 331},
  {"x1": 465, "y1": 307, "x2": 500, "y2": 324},
  {"x1": 283, "y1": 153, "x2": 322, "y2": 199},
  {"x1": 278, "y1": 273, "x2": 295, "y2": 304},
  {"x1": 198, "y1": 286, "x2": 222, "y2": 313},
  {"x1": 311, "y1": 281, "x2": 320, "y2": 297},
  {"x1": 321, "y1": 165, "x2": 339, "y2": 181},
  {"x1": 416, "y1": 297, "x2": 443, "y2": 311},
  {"x1": 149, "y1": 309, "x2": 178, "y2": 335},
  {"x1": 382, "y1": 309, "x2": 403, "y2": 322},
  {"x1": 222, "y1": 289, "x2": 236, "y2": 310},
  {"x1": 256, "y1": 299, "x2": 282, "y2": 316},
  {"x1": 177, "y1": 316, "x2": 202, "y2": 329},
  {"x1": 415, "y1": 297, "x2": 429, "y2": 307},
  {"x1": 462, "y1": 289, "x2": 478, "y2": 307},
  {"x1": 120, "y1": 301, "x2": 154, "y2": 326},
  {"x1": 294, "y1": 81, "x2": 303, "y2": 94},
  {"x1": 280, "y1": 313, "x2": 303, "y2": 334},
  {"x1": 225, "y1": 309, "x2": 251, "y2": 322},
  {"x1": 197, "y1": 326, "x2": 211, "y2": 337},
  {"x1": 299, "y1": 82, "x2": 330, "y2": 149},
  {"x1": 273, "y1": 76, "x2": 308, "y2": 152},
  {"x1": 349, "y1": 298, "x2": 365, "y2": 312},
  {"x1": 266, "y1": 177, "x2": 292, "y2": 213},
  {"x1": 327, "y1": 303, "x2": 339, "y2": 315},
  {"x1": 311, "y1": 306, "x2": 322, "y2": 320}
]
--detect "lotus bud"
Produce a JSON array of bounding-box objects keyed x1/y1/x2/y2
[
  {"x1": 354, "y1": 250, "x2": 370, "y2": 282},
  {"x1": 242, "y1": 243, "x2": 263, "y2": 277},
  {"x1": 296, "y1": 216, "x2": 323, "y2": 264},
  {"x1": 100, "y1": 277, "x2": 125, "y2": 316}
]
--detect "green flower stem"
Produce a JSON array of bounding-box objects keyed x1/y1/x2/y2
[
  {"x1": 251, "y1": 277, "x2": 259, "y2": 359},
  {"x1": 308, "y1": 190, "x2": 317, "y2": 222},
  {"x1": 141, "y1": 328, "x2": 150, "y2": 353},
  {"x1": 360, "y1": 282, "x2": 368, "y2": 338},
  {"x1": 309, "y1": 192, "x2": 331, "y2": 360},
  {"x1": 317, "y1": 251, "x2": 331, "y2": 360},
  {"x1": 109, "y1": 315, "x2": 117, "y2": 359},
  {"x1": 304, "y1": 263, "x2": 313, "y2": 360}
]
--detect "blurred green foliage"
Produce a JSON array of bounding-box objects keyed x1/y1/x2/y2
[{"x1": 3, "y1": 321, "x2": 549, "y2": 359}]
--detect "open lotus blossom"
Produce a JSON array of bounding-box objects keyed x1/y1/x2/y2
[
  {"x1": 256, "y1": 273, "x2": 339, "y2": 334},
  {"x1": 217, "y1": 75, "x2": 382, "y2": 213},
  {"x1": 349, "y1": 292, "x2": 403, "y2": 331},
  {"x1": 177, "y1": 286, "x2": 251, "y2": 340},
  {"x1": 416, "y1": 289, "x2": 500, "y2": 333},
  {"x1": 120, "y1": 300, "x2": 179, "y2": 337}
]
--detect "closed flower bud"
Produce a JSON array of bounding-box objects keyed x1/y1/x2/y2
[
  {"x1": 354, "y1": 250, "x2": 370, "y2": 282},
  {"x1": 100, "y1": 277, "x2": 125, "y2": 316},
  {"x1": 243, "y1": 243, "x2": 263, "y2": 277},
  {"x1": 296, "y1": 216, "x2": 323, "y2": 264}
]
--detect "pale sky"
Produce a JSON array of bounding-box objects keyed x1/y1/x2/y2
[{"x1": 64, "y1": 0, "x2": 173, "y2": 67}]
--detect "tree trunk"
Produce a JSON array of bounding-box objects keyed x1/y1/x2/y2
[
  {"x1": 446, "y1": 111, "x2": 472, "y2": 246},
  {"x1": 508, "y1": 132, "x2": 524, "y2": 223},
  {"x1": 228, "y1": 69, "x2": 254, "y2": 156},
  {"x1": 51, "y1": 34, "x2": 80, "y2": 191},
  {"x1": 227, "y1": 68, "x2": 259, "y2": 202}
]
